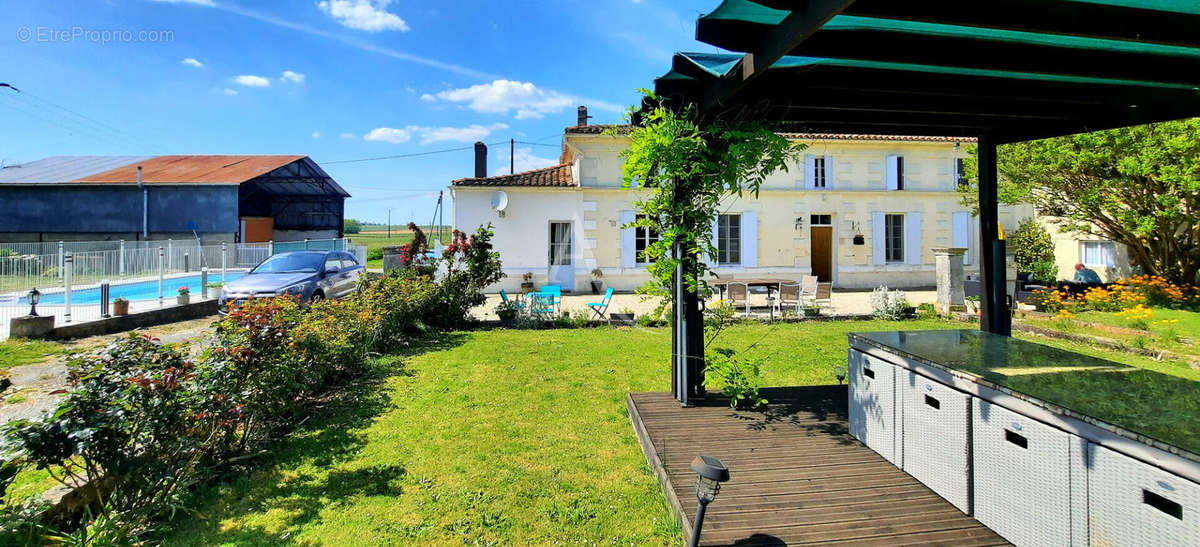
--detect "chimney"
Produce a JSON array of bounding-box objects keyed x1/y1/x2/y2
[
  {"x1": 577, "y1": 105, "x2": 591, "y2": 127},
  {"x1": 473, "y1": 141, "x2": 488, "y2": 178}
]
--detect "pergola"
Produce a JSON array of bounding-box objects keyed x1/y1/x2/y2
[{"x1": 652, "y1": 0, "x2": 1200, "y2": 405}]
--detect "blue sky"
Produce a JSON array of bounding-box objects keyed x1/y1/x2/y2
[{"x1": 0, "y1": 0, "x2": 719, "y2": 224}]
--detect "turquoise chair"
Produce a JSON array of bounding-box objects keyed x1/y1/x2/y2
[
  {"x1": 588, "y1": 287, "x2": 614, "y2": 320},
  {"x1": 528, "y1": 292, "x2": 556, "y2": 318},
  {"x1": 542, "y1": 285, "x2": 562, "y2": 313},
  {"x1": 500, "y1": 289, "x2": 524, "y2": 310}
]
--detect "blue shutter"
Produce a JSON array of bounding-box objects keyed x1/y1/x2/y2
[
  {"x1": 905, "y1": 212, "x2": 923, "y2": 265},
  {"x1": 885, "y1": 156, "x2": 899, "y2": 190},
  {"x1": 872, "y1": 211, "x2": 886, "y2": 266},
  {"x1": 952, "y1": 211, "x2": 970, "y2": 265},
  {"x1": 804, "y1": 155, "x2": 815, "y2": 190},
  {"x1": 620, "y1": 210, "x2": 636, "y2": 268},
  {"x1": 741, "y1": 211, "x2": 758, "y2": 268}
]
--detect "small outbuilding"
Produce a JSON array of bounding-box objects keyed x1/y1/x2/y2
[{"x1": 0, "y1": 155, "x2": 349, "y2": 244}]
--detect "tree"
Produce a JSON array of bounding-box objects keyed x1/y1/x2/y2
[
  {"x1": 343, "y1": 218, "x2": 362, "y2": 234},
  {"x1": 1009, "y1": 218, "x2": 1058, "y2": 282},
  {"x1": 616, "y1": 92, "x2": 803, "y2": 305},
  {"x1": 958, "y1": 119, "x2": 1200, "y2": 284}
]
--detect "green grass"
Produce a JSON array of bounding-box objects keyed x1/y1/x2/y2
[
  {"x1": 0, "y1": 338, "x2": 65, "y2": 369},
  {"x1": 116, "y1": 319, "x2": 1200, "y2": 543},
  {"x1": 347, "y1": 233, "x2": 416, "y2": 270},
  {"x1": 1023, "y1": 310, "x2": 1200, "y2": 363},
  {"x1": 1074, "y1": 308, "x2": 1200, "y2": 339}
]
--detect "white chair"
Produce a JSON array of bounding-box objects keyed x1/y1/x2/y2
[{"x1": 800, "y1": 275, "x2": 819, "y2": 308}]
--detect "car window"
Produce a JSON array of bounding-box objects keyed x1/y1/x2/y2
[
  {"x1": 343, "y1": 255, "x2": 359, "y2": 267},
  {"x1": 252, "y1": 253, "x2": 323, "y2": 273},
  {"x1": 324, "y1": 257, "x2": 341, "y2": 272}
]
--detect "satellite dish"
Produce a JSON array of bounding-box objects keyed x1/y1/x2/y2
[{"x1": 490, "y1": 190, "x2": 509, "y2": 212}]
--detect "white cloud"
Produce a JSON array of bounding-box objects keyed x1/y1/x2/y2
[
  {"x1": 281, "y1": 70, "x2": 306, "y2": 83},
  {"x1": 364, "y1": 123, "x2": 508, "y2": 145},
  {"x1": 222, "y1": 88, "x2": 238, "y2": 96},
  {"x1": 491, "y1": 147, "x2": 559, "y2": 176},
  {"x1": 363, "y1": 127, "x2": 412, "y2": 143},
  {"x1": 312, "y1": 131, "x2": 321, "y2": 138},
  {"x1": 316, "y1": 0, "x2": 409, "y2": 32},
  {"x1": 234, "y1": 75, "x2": 271, "y2": 87},
  {"x1": 181, "y1": 57, "x2": 204, "y2": 68},
  {"x1": 419, "y1": 93, "x2": 435, "y2": 102},
  {"x1": 339, "y1": 132, "x2": 357, "y2": 139},
  {"x1": 431, "y1": 80, "x2": 574, "y2": 120},
  {"x1": 150, "y1": 0, "x2": 216, "y2": 6}
]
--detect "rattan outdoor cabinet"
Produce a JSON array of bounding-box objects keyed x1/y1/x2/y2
[
  {"x1": 848, "y1": 349, "x2": 899, "y2": 465},
  {"x1": 901, "y1": 370, "x2": 972, "y2": 514},
  {"x1": 1088, "y1": 443, "x2": 1199, "y2": 545},
  {"x1": 972, "y1": 399, "x2": 1082, "y2": 546}
]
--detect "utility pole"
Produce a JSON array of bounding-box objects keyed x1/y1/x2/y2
[
  {"x1": 387, "y1": 209, "x2": 392, "y2": 238},
  {"x1": 510, "y1": 138, "x2": 515, "y2": 174}
]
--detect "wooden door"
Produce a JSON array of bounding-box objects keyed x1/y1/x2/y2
[{"x1": 811, "y1": 226, "x2": 833, "y2": 282}]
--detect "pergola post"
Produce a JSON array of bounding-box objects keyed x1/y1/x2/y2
[
  {"x1": 671, "y1": 181, "x2": 707, "y2": 406},
  {"x1": 977, "y1": 135, "x2": 1011, "y2": 336}
]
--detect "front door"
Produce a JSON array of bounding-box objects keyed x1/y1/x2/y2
[
  {"x1": 811, "y1": 224, "x2": 833, "y2": 282},
  {"x1": 548, "y1": 221, "x2": 575, "y2": 291}
]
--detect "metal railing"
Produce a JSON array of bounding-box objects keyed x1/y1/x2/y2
[{"x1": 0, "y1": 238, "x2": 357, "y2": 339}]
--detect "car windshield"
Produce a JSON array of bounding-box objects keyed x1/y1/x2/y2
[{"x1": 252, "y1": 253, "x2": 324, "y2": 274}]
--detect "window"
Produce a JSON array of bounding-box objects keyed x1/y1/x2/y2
[
  {"x1": 885, "y1": 214, "x2": 905, "y2": 263},
  {"x1": 1081, "y1": 241, "x2": 1115, "y2": 267},
  {"x1": 896, "y1": 157, "x2": 904, "y2": 190},
  {"x1": 955, "y1": 158, "x2": 967, "y2": 188},
  {"x1": 810, "y1": 214, "x2": 832, "y2": 226},
  {"x1": 634, "y1": 214, "x2": 659, "y2": 264},
  {"x1": 549, "y1": 222, "x2": 572, "y2": 266},
  {"x1": 717, "y1": 214, "x2": 741, "y2": 265},
  {"x1": 813, "y1": 156, "x2": 827, "y2": 188}
]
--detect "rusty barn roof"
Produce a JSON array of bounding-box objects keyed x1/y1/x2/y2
[{"x1": 78, "y1": 155, "x2": 307, "y2": 184}]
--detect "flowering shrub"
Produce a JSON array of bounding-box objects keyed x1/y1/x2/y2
[
  {"x1": 1115, "y1": 303, "x2": 1154, "y2": 330},
  {"x1": 431, "y1": 225, "x2": 504, "y2": 329},
  {"x1": 869, "y1": 286, "x2": 912, "y2": 320},
  {"x1": 1118, "y1": 275, "x2": 1200, "y2": 310}
]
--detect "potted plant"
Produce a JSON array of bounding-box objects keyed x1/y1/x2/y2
[
  {"x1": 495, "y1": 300, "x2": 520, "y2": 323},
  {"x1": 113, "y1": 296, "x2": 130, "y2": 316},
  {"x1": 610, "y1": 307, "x2": 636, "y2": 325},
  {"x1": 802, "y1": 305, "x2": 821, "y2": 317},
  {"x1": 589, "y1": 268, "x2": 604, "y2": 295},
  {"x1": 176, "y1": 286, "x2": 190, "y2": 305},
  {"x1": 520, "y1": 272, "x2": 535, "y2": 292},
  {"x1": 965, "y1": 296, "x2": 981, "y2": 316}
]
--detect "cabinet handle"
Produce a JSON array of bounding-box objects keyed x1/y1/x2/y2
[
  {"x1": 1143, "y1": 490, "x2": 1183, "y2": 520},
  {"x1": 924, "y1": 395, "x2": 940, "y2": 409},
  {"x1": 1004, "y1": 429, "x2": 1028, "y2": 449},
  {"x1": 863, "y1": 367, "x2": 875, "y2": 379}
]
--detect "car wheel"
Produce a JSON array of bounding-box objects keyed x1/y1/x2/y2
[{"x1": 310, "y1": 291, "x2": 325, "y2": 304}]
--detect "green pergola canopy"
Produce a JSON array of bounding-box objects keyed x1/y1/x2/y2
[{"x1": 657, "y1": 0, "x2": 1200, "y2": 142}]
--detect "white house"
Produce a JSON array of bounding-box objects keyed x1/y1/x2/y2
[{"x1": 451, "y1": 110, "x2": 1032, "y2": 292}]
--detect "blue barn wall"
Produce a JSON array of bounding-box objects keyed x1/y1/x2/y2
[{"x1": 0, "y1": 185, "x2": 239, "y2": 233}]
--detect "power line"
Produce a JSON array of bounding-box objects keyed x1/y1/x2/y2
[{"x1": 323, "y1": 140, "x2": 508, "y2": 165}]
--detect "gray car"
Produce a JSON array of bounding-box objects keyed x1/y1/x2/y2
[{"x1": 218, "y1": 251, "x2": 364, "y2": 314}]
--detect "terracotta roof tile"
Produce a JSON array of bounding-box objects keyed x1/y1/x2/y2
[
  {"x1": 564, "y1": 124, "x2": 974, "y2": 143},
  {"x1": 452, "y1": 163, "x2": 573, "y2": 187}
]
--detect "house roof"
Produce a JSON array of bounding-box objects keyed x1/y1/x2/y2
[
  {"x1": 80, "y1": 155, "x2": 306, "y2": 184},
  {"x1": 564, "y1": 124, "x2": 973, "y2": 143},
  {"x1": 452, "y1": 163, "x2": 574, "y2": 188},
  {"x1": 0, "y1": 155, "x2": 309, "y2": 185},
  {"x1": 0, "y1": 156, "x2": 153, "y2": 184}
]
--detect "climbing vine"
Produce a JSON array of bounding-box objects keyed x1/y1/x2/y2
[{"x1": 615, "y1": 91, "x2": 803, "y2": 305}]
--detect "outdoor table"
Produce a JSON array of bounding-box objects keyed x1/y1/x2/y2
[
  {"x1": 710, "y1": 277, "x2": 792, "y2": 300},
  {"x1": 847, "y1": 329, "x2": 1199, "y2": 546}
]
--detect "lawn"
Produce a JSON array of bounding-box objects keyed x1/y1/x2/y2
[
  {"x1": 1021, "y1": 308, "x2": 1200, "y2": 364},
  {"x1": 1075, "y1": 308, "x2": 1200, "y2": 339},
  {"x1": 0, "y1": 338, "x2": 63, "y2": 369},
  {"x1": 346, "y1": 233, "x2": 416, "y2": 269},
  {"x1": 152, "y1": 318, "x2": 1200, "y2": 545}
]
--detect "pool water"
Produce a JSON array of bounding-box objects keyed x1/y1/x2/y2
[{"x1": 15, "y1": 272, "x2": 246, "y2": 305}]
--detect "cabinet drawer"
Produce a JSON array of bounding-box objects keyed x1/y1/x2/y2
[
  {"x1": 1089, "y1": 443, "x2": 1200, "y2": 546},
  {"x1": 901, "y1": 371, "x2": 972, "y2": 514},
  {"x1": 848, "y1": 349, "x2": 899, "y2": 465},
  {"x1": 973, "y1": 399, "x2": 1083, "y2": 546}
]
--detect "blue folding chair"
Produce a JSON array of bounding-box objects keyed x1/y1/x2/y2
[
  {"x1": 588, "y1": 287, "x2": 614, "y2": 320},
  {"x1": 528, "y1": 292, "x2": 556, "y2": 319},
  {"x1": 500, "y1": 289, "x2": 524, "y2": 310},
  {"x1": 541, "y1": 285, "x2": 562, "y2": 313}
]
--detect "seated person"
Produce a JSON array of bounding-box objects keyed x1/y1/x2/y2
[{"x1": 1073, "y1": 263, "x2": 1102, "y2": 284}]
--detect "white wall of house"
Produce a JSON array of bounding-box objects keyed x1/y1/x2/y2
[
  {"x1": 454, "y1": 134, "x2": 1033, "y2": 292},
  {"x1": 1041, "y1": 218, "x2": 1131, "y2": 282}
]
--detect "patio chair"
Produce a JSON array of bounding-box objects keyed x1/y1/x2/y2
[
  {"x1": 528, "y1": 292, "x2": 556, "y2": 319},
  {"x1": 800, "y1": 275, "x2": 819, "y2": 308},
  {"x1": 500, "y1": 289, "x2": 524, "y2": 310},
  {"x1": 816, "y1": 282, "x2": 833, "y2": 311},
  {"x1": 776, "y1": 282, "x2": 802, "y2": 316},
  {"x1": 726, "y1": 282, "x2": 751, "y2": 317},
  {"x1": 542, "y1": 284, "x2": 563, "y2": 313},
  {"x1": 588, "y1": 287, "x2": 614, "y2": 320}
]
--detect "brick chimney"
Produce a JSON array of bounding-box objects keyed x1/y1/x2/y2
[
  {"x1": 577, "y1": 105, "x2": 591, "y2": 127},
  {"x1": 473, "y1": 141, "x2": 487, "y2": 178}
]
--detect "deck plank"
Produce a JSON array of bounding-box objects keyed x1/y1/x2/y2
[{"x1": 628, "y1": 386, "x2": 1008, "y2": 546}]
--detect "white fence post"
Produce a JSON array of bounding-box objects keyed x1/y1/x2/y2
[
  {"x1": 158, "y1": 246, "x2": 165, "y2": 306},
  {"x1": 119, "y1": 239, "x2": 126, "y2": 275},
  {"x1": 58, "y1": 241, "x2": 64, "y2": 280},
  {"x1": 221, "y1": 242, "x2": 228, "y2": 283},
  {"x1": 201, "y1": 267, "x2": 209, "y2": 299},
  {"x1": 167, "y1": 239, "x2": 173, "y2": 271},
  {"x1": 64, "y1": 253, "x2": 72, "y2": 323}
]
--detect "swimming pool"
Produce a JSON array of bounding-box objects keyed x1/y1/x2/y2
[{"x1": 10, "y1": 272, "x2": 246, "y2": 306}]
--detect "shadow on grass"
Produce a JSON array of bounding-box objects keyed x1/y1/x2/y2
[{"x1": 150, "y1": 332, "x2": 470, "y2": 545}]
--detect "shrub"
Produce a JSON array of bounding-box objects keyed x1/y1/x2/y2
[
  {"x1": 705, "y1": 349, "x2": 767, "y2": 409},
  {"x1": 343, "y1": 218, "x2": 361, "y2": 234},
  {"x1": 430, "y1": 225, "x2": 504, "y2": 329},
  {"x1": 1010, "y1": 218, "x2": 1055, "y2": 277},
  {"x1": 869, "y1": 286, "x2": 911, "y2": 320}
]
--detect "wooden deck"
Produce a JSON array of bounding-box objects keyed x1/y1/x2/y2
[{"x1": 628, "y1": 386, "x2": 1008, "y2": 546}]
